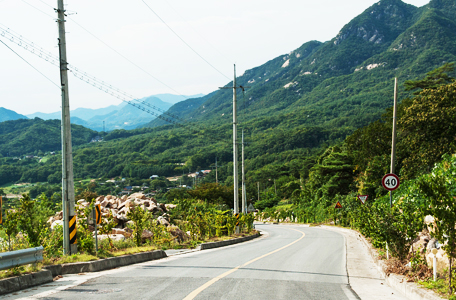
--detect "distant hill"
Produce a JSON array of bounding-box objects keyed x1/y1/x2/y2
[
  {"x1": 26, "y1": 93, "x2": 203, "y2": 131},
  {"x1": 0, "y1": 118, "x2": 97, "y2": 157},
  {"x1": 153, "y1": 93, "x2": 205, "y2": 104},
  {"x1": 0, "y1": 107, "x2": 28, "y2": 123}
]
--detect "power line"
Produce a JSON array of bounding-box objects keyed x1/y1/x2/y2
[
  {"x1": 0, "y1": 38, "x2": 60, "y2": 89},
  {"x1": 67, "y1": 16, "x2": 192, "y2": 102},
  {"x1": 21, "y1": 0, "x2": 55, "y2": 19},
  {"x1": 141, "y1": 0, "x2": 231, "y2": 81},
  {"x1": 161, "y1": 0, "x2": 234, "y2": 65},
  {"x1": 0, "y1": 24, "x2": 227, "y2": 143}
]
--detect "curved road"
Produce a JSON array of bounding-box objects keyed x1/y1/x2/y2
[{"x1": 7, "y1": 224, "x2": 362, "y2": 300}]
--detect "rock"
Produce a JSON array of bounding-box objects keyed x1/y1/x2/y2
[
  {"x1": 147, "y1": 204, "x2": 158, "y2": 212},
  {"x1": 121, "y1": 195, "x2": 128, "y2": 201},
  {"x1": 51, "y1": 220, "x2": 63, "y2": 230},
  {"x1": 165, "y1": 204, "x2": 177, "y2": 210},
  {"x1": 105, "y1": 195, "x2": 113, "y2": 200},
  {"x1": 427, "y1": 238, "x2": 437, "y2": 251},
  {"x1": 111, "y1": 203, "x2": 118, "y2": 209},
  {"x1": 54, "y1": 211, "x2": 63, "y2": 220},
  {"x1": 426, "y1": 248, "x2": 449, "y2": 275},
  {"x1": 96, "y1": 234, "x2": 125, "y2": 242},
  {"x1": 131, "y1": 192, "x2": 146, "y2": 200},
  {"x1": 96, "y1": 196, "x2": 105, "y2": 203},
  {"x1": 47, "y1": 216, "x2": 55, "y2": 225},
  {"x1": 126, "y1": 220, "x2": 134, "y2": 227},
  {"x1": 425, "y1": 215, "x2": 437, "y2": 234},
  {"x1": 118, "y1": 202, "x2": 126, "y2": 210},
  {"x1": 167, "y1": 225, "x2": 188, "y2": 242},
  {"x1": 159, "y1": 203, "x2": 167, "y2": 212},
  {"x1": 141, "y1": 229, "x2": 153, "y2": 240},
  {"x1": 77, "y1": 199, "x2": 86, "y2": 204},
  {"x1": 100, "y1": 199, "x2": 110, "y2": 208},
  {"x1": 115, "y1": 215, "x2": 129, "y2": 222},
  {"x1": 125, "y1": 200, "x2": 135, "y2": 209},
  {"x1": 118, "y1": 207, "x2": 130, "y2": 215},
  {"x1": 161, "y1": 213, "x2": 170, "y2": 221},
  {"x1": 112, "y1": 228, "x2": 131, "y2": 238},
  {"x1": 157, "y1": 216, "x2": 170, "y2": 227}
]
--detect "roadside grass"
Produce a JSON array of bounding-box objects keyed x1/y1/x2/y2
[
  {"x1": 0, "y1": 230, "x2": 259, "y2": 280},
  {"x1": 418, "y1": 278, "x2": 454, "y2": 299}
]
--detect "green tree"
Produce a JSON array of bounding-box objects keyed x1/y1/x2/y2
[
  {"x1": 405, "y1": 63, "x2": 455, "y2": 94},
  {"x1": 400, "y1": 82, "x2": 456, "y2": 178}
]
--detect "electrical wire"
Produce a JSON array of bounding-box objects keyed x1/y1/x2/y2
[
  {"x1": 0, "y1": 24, "x2": 228, "y2": 143},
  {"x1": 21, "y1": 0, "x2": 55, "y2": 19},
  {"x1": 161, "y1": 0, "x2": 234, "y2": 65},
  {"x1": 67, "y1": 16, "x2": 192, "y2": 102},
  {"x1": 0, "y1": 38, "x2": 60, "y2": 89},
  {"x1": 141, "y1": 0, "x2": 231, "y2": 81}
]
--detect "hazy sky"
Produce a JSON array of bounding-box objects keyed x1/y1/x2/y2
[{"x1": 0, "y1": 0, "x2": 430, "y2": 115}]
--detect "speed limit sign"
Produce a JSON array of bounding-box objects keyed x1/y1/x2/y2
[{"x1": 382, "y1": 173, "x2": 400, "y2": 191}]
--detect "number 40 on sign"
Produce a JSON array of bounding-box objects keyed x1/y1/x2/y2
[{"x1": 382, "y1": 173, "x2": 400, "y2": 191}]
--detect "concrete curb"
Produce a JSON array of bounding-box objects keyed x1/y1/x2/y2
[
  {"x1": 0, "y1": 270, "x2": 53, "y2": 296},
  {"x1": 321, "y1": 225, "x2": 443, "y2": 300},
  {"x1": 43, "y1": 250, "x2": 167, "y2": 277},
  {"x1": 0, "y1": 232, "x2": 261, "y2": 296},
  {"x1": 199, "y1": 232, "x2": 261, "y2": 250}
]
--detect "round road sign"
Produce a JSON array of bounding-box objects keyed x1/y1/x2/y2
[{"x1": 382, "y1": 173, "x2": 400, "y2": 191}]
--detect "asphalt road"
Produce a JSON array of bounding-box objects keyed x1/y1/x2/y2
[{"x1": 5, "y1": 224, "x2": 361, "y2": 300}]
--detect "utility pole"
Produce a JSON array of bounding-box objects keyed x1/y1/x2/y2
[
  {"x1": 219, "y1": 65, "x2": 239, "y2": 216},
  {"x1": 257, "y1": 182, "x2": 260, "y2": 202},
  {"x1": 215, "y1": 157, "x2": 218, "y2": 184},
  {"x1": 241, "y1": 130, "x2": 246, "y2": 214},
  {"x1": 57, "y1": 0, "x2": 77, "y2": 255},
  {"x1": 219, "y1": 66, "x2": 250, "y2": 231},
  {"x1": 390, "y1": 77, "x2": 398, "y2": 208}
]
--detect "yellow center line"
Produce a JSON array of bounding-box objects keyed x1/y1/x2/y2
[{"x1": 183, "y1": 228, "x2": 305, "y2": 300}]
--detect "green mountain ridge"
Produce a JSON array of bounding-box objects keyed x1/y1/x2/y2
[{"x1": 147, "y1": 0, "x2": 455, "y2": 131}]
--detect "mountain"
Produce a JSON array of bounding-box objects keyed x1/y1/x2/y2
[
  {"x1": 0, "y1": 107, "x2": 28, "y2": 122},
  {"x1": 146, "y1": 0, "x2": 456, "y2": 131},
  {"x1": 26, "y1": 94, "x2": 203, "y2": 131},
  {"x1": 153, "y1": 93, "x2": 205, "y2": 104},
  {"x1": 0, "y1": 118, "x2": 97, "y2": 157}
]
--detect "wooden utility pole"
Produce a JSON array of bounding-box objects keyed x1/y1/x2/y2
[
  {"x1": 57, "y1": 0, "x2": 76, "y2": 255},
  {"x1": 390, "y1": 77, "x2": 398, "y2": 208}
]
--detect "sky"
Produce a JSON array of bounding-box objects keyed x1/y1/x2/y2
[{"x1": 0, "y1": 0, "x2": 430, "y2": 115}]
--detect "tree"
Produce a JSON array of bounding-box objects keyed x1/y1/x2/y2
[
  {"x1": 400, "y1": 82, "x2": 456, "y2": 178},
  {"x1": 405, "y1": 63, "x2": 455, "y2": 94}
]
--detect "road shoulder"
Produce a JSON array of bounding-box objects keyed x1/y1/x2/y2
[{"x1": 319, "y1": 226, "x2": 442, "y2": 300}]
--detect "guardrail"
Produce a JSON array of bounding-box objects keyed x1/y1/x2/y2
[{"x1": 0, "y1": 246, "x2": 44, "y2": 270}]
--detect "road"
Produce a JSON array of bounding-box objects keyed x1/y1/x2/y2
[{"x1": 6, "y1": 224, "x2": 367, "y2": 299}]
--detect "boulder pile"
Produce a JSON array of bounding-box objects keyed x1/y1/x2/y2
[{"x1": 47, "y1": 193, "x2": 180, "y2": 240}]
